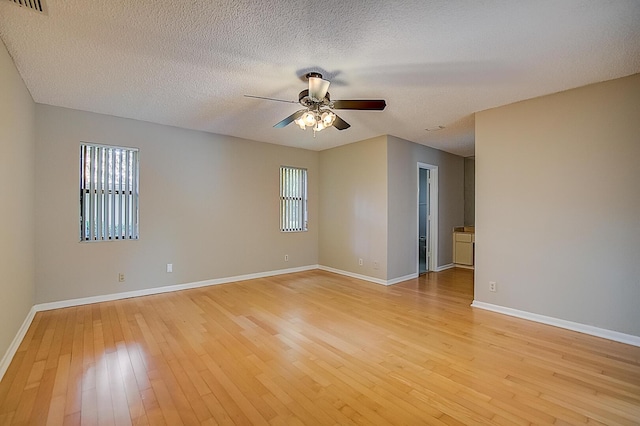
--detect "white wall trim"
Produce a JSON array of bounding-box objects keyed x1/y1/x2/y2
[
  {"x1": 1, "y1": 265, "x2": 320, "y2": 381},
  {"x1": 471, "y1": 301, "x2": 640, "y2": 347},
  {"x1": 35, "y1": 265, "x2": 319, "y2": 312},
  {"x1": 0, "y1": 306, "x2": 37, "y2": 381},
  {"x1": 417, "y1": 162, "x2": 438, "y2": 273},
  {"x1": 434, "y1": 263, "x2": 455, "y2": 272},
  {"x1": 318, "y1": 266, "x2": 417, "y2": 286},
  {"x1": 454, "y1": 264, "x2": 474, "y2": 270},
  {"x1": 7, "y1": 268, "x2": 637, "y2": 381},
  {"x1": 317, "y1": 265, "x2": 389, "y2": 286},
  {"x1": 387, "y1": 273, "x2": 419, "y2": 285}
]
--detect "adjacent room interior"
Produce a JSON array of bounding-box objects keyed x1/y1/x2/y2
[{"x1": 1, "y1": 1, "x2": 639, "y2": 424}]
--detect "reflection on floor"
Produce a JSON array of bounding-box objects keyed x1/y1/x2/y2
[{"x1": 1, "y1": 268, "x2": 639, "y2": 424}]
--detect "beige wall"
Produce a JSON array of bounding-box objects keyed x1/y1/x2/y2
[
  {"x1": 0, "y1": 40, "x2": 35, "y2": 361},
  {"x1": 318, "y1": 136, "x2": 388, "y2": 280},
  {"x1": 35, "y1": 105, "x2": 319, "y2": 303},
  {"x1": 475, "y1": 73, "x2": 640, "y2": 336},
  {"x1": 387, "y1": 135, "x2": 464, "y2": 278},
  {"x1": 319, "y1": 135, "x2": 465, "y2": 281},
  {"x1": 32, "y1": 104, "x2": 463, "y2": 303},
  {"x1": 464, "y1": 157, "x2": 475, "y2": 226}
]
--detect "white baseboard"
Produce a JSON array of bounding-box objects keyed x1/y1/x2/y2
[
  {"x1": 0, "y1": 306, "x2": 37, "y2": 381},
  {"x1": 35, "y1": 264, "x2": 320, "y2": 312},
  {"x1": 317, "y1": 266, "x2": 418, "y2": 286},
  {"x1": 1, "y1": 265, "x2": 320, "y2": 381},
  {"x1": 471, "y1": 301, "x2": 640, "y2": 347},
  {"x1": 453, "y1": 264, "x2": 474, "y2": 270},
  {"x1": 317, "y1": 265, "x2": 389, "y2": 285},
  {"x1": 387, "y1": 273, "x2": 419, "y2": 285},
  {"x1": 434, "y1": 263, "x2": 455, "y2": 272},
  {"x1": 18, "y1": 266, "x2": 629, "y2": 383}
]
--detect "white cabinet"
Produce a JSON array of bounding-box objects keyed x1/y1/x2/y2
[{"x1": 453, "y1": 227, "x2": 474, "y2": 266}]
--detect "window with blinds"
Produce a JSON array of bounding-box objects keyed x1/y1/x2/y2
[
  {"x1": 80, "y1": 143, "x2": 139, "y2": 241},
  {"x1": 280, "y1": 166, "x2": 307, "y2": 232}
]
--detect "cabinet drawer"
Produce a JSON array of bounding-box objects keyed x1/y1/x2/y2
[{"x1": 455, "y1": 233, "x2": 472, "y2": 242}]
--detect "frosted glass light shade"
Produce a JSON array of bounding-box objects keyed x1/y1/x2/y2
[
  {"x1": 302, "y1": 111, "x2": 316, "y2": 126},
  {"x1": 321, "y1": 111, "x2": 335, "y2": 126}
]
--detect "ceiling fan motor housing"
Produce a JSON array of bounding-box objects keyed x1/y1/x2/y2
[{"x1": 298, "y1": 89, "x2": 331, "y2": 108}]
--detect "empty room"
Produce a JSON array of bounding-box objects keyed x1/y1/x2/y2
[{"x1": 1, "y1": 1, "x2": 639, "y2": 424}]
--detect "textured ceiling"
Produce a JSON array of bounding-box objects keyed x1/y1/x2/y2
[{"x1": 1, "y1": 0, "x2": 639, "y2": 156}]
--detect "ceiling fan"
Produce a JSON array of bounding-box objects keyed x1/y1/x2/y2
[{"x1": 245, "y1": 72, "x2": 386, "y2": 134}]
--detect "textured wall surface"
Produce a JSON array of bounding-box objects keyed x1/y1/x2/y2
[
  {"x1": 0, "y1": 39, "x2": 35, "y2": 365},
  {"x1": 318, "y1": 136, "x2": 388, "y2": 280},
  {"x1": 475, "y1": 73, "x2": 640, "y2": 336},
  {"x1": 318, "y1": 134, "x2": 464, "y2": 281},
  {"x1": 34, "y1": 105, "x2": 319, "y2": 304},
  {"x1": 464, "y1": 157, "x2": 475, "y2": 226},
  {"x1": 387, "y1": 135, "x2": 464, "y2": 277}
]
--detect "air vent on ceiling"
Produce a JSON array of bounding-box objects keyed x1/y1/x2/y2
[{"x1": 6, "y1": 0, "x2": 46, "y2": 14}]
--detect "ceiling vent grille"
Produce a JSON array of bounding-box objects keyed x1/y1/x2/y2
[{"x1": 6, "y1": 0, "x2": 46, "y2": 13}]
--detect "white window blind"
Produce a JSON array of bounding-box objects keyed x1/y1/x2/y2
[
  {"x1": 280, "y1": 166, "x2": 307, "y2": 232},
  {"x1": 80, "y1": 143, "x2": 139, "y2": 241}
]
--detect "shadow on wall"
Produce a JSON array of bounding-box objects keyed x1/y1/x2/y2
[{"x1": 464, "y1": 156, "x2": 475, "y2": 226}]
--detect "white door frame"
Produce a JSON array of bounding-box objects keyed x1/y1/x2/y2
[{"x1": 417, "y1": 162, "x2": 438, "y2": 273}]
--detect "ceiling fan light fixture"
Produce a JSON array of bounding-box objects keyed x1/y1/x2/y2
[
  {"x1": 321, "y1": 111, "x2": 336, "y2": 126},
  {"x1": 302, "y1": 111, "x2": 317, "y2": 126},
  {"x1": 262, "y1": 71, "x2": 385, "y2": 134},
  {"x1": 295, "y1": 117, "x2": 306, "y2": 129}
]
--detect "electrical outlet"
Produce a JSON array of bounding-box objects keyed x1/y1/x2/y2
[
  {"x1": 166, "y1": 263, "x2": 173, "y2": 273},
  {"x1": 489, "y1": 281, "x2": 497, "y2": 292},
  {"x1": 118, "y1": 273, "x2": 125, "y2": 282},
  {"x1": 358, "y1": 258, "x2": 363, "y2": 266},
  {"x1": 284, "y1": 254, "x2": 289, "y2": 262}
]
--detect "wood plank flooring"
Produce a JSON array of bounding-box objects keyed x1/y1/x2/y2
[{"x1": 1, "y1": 268, "x2": 639, "y2": 425}]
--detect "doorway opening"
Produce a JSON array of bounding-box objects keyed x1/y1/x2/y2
[{"x1": 417, "y1": 163, "x2": 438, "y2": 275}]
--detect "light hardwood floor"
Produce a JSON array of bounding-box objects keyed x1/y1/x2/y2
[{"x1": 1, "y1": 269, "x2": 639, "y2": 425}]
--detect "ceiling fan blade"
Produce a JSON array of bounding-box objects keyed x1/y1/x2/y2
[
  {"x1": 244, "y1": 94, "x2": 297, "y2": 104},
  {"x1": 274, "y1": 110, "x2": 306, "y2": 128},
  {"x1": 332, "y1": 100, "x2": 387, "y2": 110},
  {"x1": 332, "y1": 114, "x2": 350, "y2": 130},
  {"x1": 308, "y1": 77, "x2": 331, "y2": 100}
]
